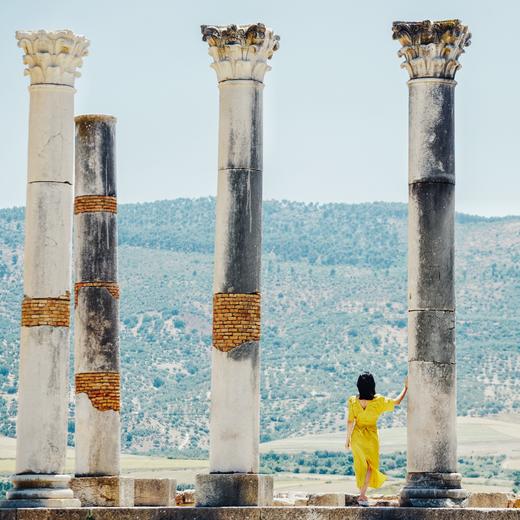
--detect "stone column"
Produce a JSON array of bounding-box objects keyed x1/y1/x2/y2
[
  {"x1": 1, "y1": 30, "x2": 88, "y2": 508},
  {"x1": 195, "y1": 23, "x2": 279, "y2": 507},
  {"x1": 392, "y1": 20, "x2": 471, "y2": 507},
  {"x1": 71, "y1": 115, "x2": 132, "y2": 507}
]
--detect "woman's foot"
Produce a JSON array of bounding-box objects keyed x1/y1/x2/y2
[{"x1": 357, "y1": 495, "x2": 369, "y2": 507}]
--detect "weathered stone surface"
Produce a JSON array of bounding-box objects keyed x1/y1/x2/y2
[
  {"x1": 218, "y1": 83, "x2": 263, "y2": 171},
  {"x1": 195, "y1": 474, "x2": 272, "y2": 507},
  {"x1": 75, "y1": 212, "x2": 117, "y2": 281},
  {"x1": 134, "y1": 478, "x2": 176, "y2": 506},
  {"x1": 408, "y1": 80, "x2": 455, "y2": 184},
  {"x1": 24, "y1": 181, "x2": 72, "y2": 298},
  {"x1": 213, "y1": 169, "x2": 262, "y2": 294},
  {"x1": 393, "y1": 20, "x2": 470, "y2": 80},
  {"x1": 1, "y1": 475, "x2": 80, "y2": 509},
  {"x1": 209, "y1": 342, "x2": 259, "y2": 473},
  {"x1": 408, "y1": 181, "x2": 455, "y2": 311},
  {"x1": 75, "y1": 287, "x2": 120, "y2": 372},
  {"x1": 467, "y1": 492, "x2": 516, "y2": 508},
  {"x1": 10, "y1": 29, "x2": 85, "y2": 507},
  {"x1": 400, "y1": 472, "x2": 467, "y2": 507},
  {"x1": 71, "y1": 476, "x2": 133, "y2": 507},
  {"x1": 408, "y1": 310, "x2": 455, "y2": 363},
  {"x1": 176, "y1": 489, "x2": 195, "y2": 507},
  {"x1": 17, "y1": 30, "x2": 89, "y2": 87},
  {"x1": 1, "y1": 507, "x2": 519, "y2": 520},
  {"x1": 17, "y1": 329, "x2": 69, "y2": 474},
  {"x1": 307, "y1": 494, "x2": 345, "y2": 506},
  {"x1": 75, "y1": 394, "x2": 120, "y2": 476},
  {"x1": 26, "y1": 85, "x2": 75, "y2": 183},
  {"x1": 75, "y1": 115, "x2": 117, "y2": 196},
  {"x1": 407, "y1": 361, "x2": 457, "y2": 473},
  {"x1": 345, "y1": 494, "x2": 359, "y2": 506},
  {"x1": 202, "y1": 23, "x2": 279, "y2": 83}
]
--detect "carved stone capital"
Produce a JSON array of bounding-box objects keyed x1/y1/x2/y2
[
  {"x1": 392, "y1": 20, "x2": 470, "y2": 80},
  {"x1": 201, "y1": 23, "x2": 279, "y2": 82},
  {"x1": 16, "y1": 29, "x2": 89, "y2": 87}
]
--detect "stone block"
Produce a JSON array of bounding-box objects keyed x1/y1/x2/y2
[
  {"x1": 134, "y1": 478, "x2": 176, "y2": 506},
  {"x1": 408, "y1": 79, "x2": 455, "y2": 185},
  {"x1": 408, "y1": 181, "x2": 455, "y2": 311},
  {"x1": 175, "y1": 489, "x2": 195, "y2": 506},
  {"x1": 24, "y1": 181, "x2": 72, "y2": 298},
  {"x1": 345, "y1": 493, "x2": 359, "y2": 506},
  {"x1": 209, "y1": 344, "x2": 259, "y2": 473},
  {"x1": 407, "y1": 362, "x2": 457, "y2": 473},
  {"x1": 467, "y1": 492, "x2": 515, "y2": 508},
  {"x1": 71, "y1": 476, "x2": 133, "y2": 507},
  {"x1": 307, "y1": 493, "x2": 346, "y2": 506},
  {"x1": 195, "y1": 473, "x2": 272, "y2": 507},
  {"x1": 218, "y1": 81, "x2": 263, "y2": 171}
]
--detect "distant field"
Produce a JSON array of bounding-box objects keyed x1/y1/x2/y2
[
  {"x1": 261, "y1": 416, "x2": 520, "y2": 468},
  {"x1": 0, "y1": 415, "x2": 518, "y2": 495}
]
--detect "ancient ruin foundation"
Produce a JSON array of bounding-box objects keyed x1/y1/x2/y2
[
  {"x1": 393, "y1": 19, "x2": 471, "y2": 507},
  {"x1": 0, "y1": 30, "x2": 88, "y2": 508},
  {"x1": 195, "y1": 23, "x2": 279, "y2": 507}
]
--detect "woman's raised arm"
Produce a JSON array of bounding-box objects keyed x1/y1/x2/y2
[{"x1": 393, "y1": 377, "x2": 408, "y2": 405}]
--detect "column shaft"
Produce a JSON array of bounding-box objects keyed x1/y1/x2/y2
[
  {"x1": 74, "y1": 115, "x2": 120, "y2": 477},
  {"x1": 196, "y1": 22, "x2": 278, "y2": 507},
  {"x1": 392, "y1": 19, "x2": 471, "y2": 507},
  {"x1": 4, "y1": 28, "x2": 88, "y2": 508},
  {"x1": 210, "y1": 81, "x2": 263, "y2": 474}
]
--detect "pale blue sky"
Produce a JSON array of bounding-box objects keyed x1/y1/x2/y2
[{"x1": 0, "y1": 1, "x2": 517, "y2": 216}]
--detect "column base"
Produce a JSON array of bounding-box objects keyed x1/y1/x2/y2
[
  {"x1": 195, "y1": 473, "x2": 273, "y2": 507},
  {"x1": 0, "y1": 474, "x2": 81, "y2": 509},
  {"x1": 71, "y1": 476, "x2": 134, "y2": 507},
  {"x1": 400, "y1": 472, "x2": 469, "y2": 507}
]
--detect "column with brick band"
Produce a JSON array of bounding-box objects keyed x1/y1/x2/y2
[
  {"x1": 71, "y1": 115, "x2": 131, "y2": 506},
  {"x1": 1, "y1": 30, "x2": 88, "y2": 509},
  {"x1": 196, "y1": 23, "x2": 279, "y2": 507},
  {"x1": 392, "y1": 20, "x2": 470, "y2": 507}
]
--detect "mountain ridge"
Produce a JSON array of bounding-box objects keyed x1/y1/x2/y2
[{"x1": 0, "y1": 198, "x2": 518, "y2": 455}]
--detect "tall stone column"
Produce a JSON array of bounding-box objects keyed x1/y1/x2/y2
[
  {"x1": 1, "y1": 30, "x2": 88, "y2": 508},
  {"x1": 195, "y1": 23, "x2": 279, "y2": 507},
  {"x1": 392, "y1": 20, "x2": 470, "y2": 507},
  {"x1": 71, "y1": 115, "x2": 132, "y2": 506}
]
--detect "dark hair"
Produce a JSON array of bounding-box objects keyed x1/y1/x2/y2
[{"x1": 357, "y1": 372, "x2": 376, "y2": 400}]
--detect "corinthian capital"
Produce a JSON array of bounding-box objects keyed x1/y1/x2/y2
[
  {"x1": 392, "y1": 20, "x2": 470, "y2": 80},
  {"x1": 201, "y1": 23, "x2": 279, "y2": 82},
  {"x1": 16, "y1": 29, "x2": 89, "y2": 87}
]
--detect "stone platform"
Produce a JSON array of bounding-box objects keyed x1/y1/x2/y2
[{"x1": 0, "y1": 508, "x2": 519, "y2": 520}]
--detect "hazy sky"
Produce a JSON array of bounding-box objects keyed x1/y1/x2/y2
[{"x1": 0, "y1": 1, "x2": 517, "y2": 216}]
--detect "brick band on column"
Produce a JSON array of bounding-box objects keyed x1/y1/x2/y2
[
  {"x1": 74, "y1": 281, "x2": 120, "y2": 307},
  {"x1": 21, "y1": 295, "x2": 70, "y2": 327},
  {"x1": 75, "y1": 372, "x2": 121, "y2": 412},
  {"x1": 213, "y1": 293, "x2": 261, "y2": 352},
  {"x1": 74, "y1": 195, "x2": 117, "y2": 214}
]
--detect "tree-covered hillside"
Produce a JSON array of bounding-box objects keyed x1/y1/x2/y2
[{"x1": 0, "y1": 199, "x2": 518, "y2": 455}]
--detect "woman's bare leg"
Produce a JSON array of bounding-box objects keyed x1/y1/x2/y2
[{"x1": 359, "y1": 465, "x2": 372, "y2": 500}]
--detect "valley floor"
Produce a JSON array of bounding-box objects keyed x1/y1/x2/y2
[{"x1": 0, "y1": 415, "x2": 517, "y2": 495}]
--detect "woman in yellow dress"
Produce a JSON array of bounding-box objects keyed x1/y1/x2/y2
[{"x1": 345, "y1": 372, "x2": 408, "y2": 506}]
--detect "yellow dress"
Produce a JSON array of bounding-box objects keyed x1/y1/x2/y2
[{"x1": 347, "y1": 394, "x2": 395, "y2": 489}]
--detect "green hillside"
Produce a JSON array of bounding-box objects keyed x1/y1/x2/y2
[{"x1": 0, "y1": 199, "x2": 518, "y2": 455}]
